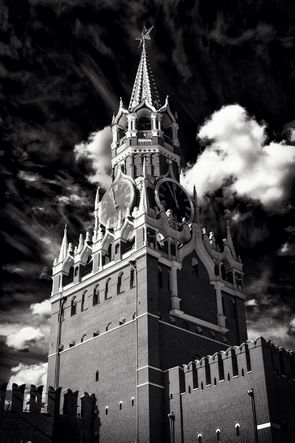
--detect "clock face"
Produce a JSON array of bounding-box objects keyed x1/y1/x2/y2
[
  {"x1": 99, "y1": 180, "x2": 135, "y2": 228},
  {"x1": 155, "y1": 178, "x2": 194, "y2": 223}
]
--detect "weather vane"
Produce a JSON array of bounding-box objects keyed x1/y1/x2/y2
[{"x1": 135, "y1": 25, "x2": 153, "y2": 47}]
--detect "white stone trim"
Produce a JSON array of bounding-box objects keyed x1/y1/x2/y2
[
  {"x1": 137, "y1": 382, "x2": 164, "y2": 389},
  {"x1": 51, "y1": 245, "x2": 181, "y2": 302},
  {"x1": 137, "y1": 365, "x2": 163, "y2": 373},
  {"x1": 257, "y1": 422, "x2": 280, "y2": 430},
  {"x1": 159, "y1": 320, "x2": 227, "y2": 346},
  {"x1": 211, "y1": 280, "x2": 246, "y2": 300},
  {"x1": 170, "y1": 309, "x2": 229, "y2": 334}
]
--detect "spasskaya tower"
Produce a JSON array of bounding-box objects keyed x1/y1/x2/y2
[{"x1": 47, "y1": 26, "x2": 247, "y2": 443}]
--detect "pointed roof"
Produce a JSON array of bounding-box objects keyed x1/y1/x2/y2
[
  {"x1": 58, "y1": 225, "x2": 68, "y2": 263},
  {"x1": 129, "y1": 26, "x2": 160, "y2": 111}
]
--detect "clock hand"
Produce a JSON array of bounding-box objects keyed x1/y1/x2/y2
[
  {"x1": 111, "y1": 187, "x2": 119, "y2": 209},
  {"x1": 168, "y1": 183, "x2": 179, "y2": 209}
]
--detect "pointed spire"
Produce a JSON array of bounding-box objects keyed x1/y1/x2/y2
[
  {"x1": 77, "y1": 234, "x2": 84, "y2": 253},
  {"x1": 138, "y1": 180, "x2": 148, "y2": 215},
  {"x1": 85, "y1": 231, "x2": 91, "y2": 244},
  {"x1": 95, "y1": 186, "x2": 100, "y2": 211},
  {"x1": 193, "y1": 185, "x2": 198, "y2": 223},
  {"x1": 224, "y1": 210, "x2": 237, "y2": 259},
  {"x1": 58, "y1": 225, "x2": 68, "y2": 263},
  {"x1": 129, "y1": 26, "x2": 160, "y2": 110}
]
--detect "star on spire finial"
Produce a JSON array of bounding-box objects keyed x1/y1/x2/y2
[{"x1": 136, "y1": 25, "x2": 153, "y2": 47}]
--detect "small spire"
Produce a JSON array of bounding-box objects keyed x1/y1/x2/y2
[
  {"x1": 68, "y1": 242, "x2": 73, "y2": 254},
  {"x1": 95, "y1": 186, "x2": 100, "y2": 211},
  {"x1": 224, "y1": 210, "x2": 237, "y2": 259},
  {"x1": 77, "y1": 234, "x2": 84, "y2": 253},
  {"x1": 58, "y1": 224, "x2": 68, "y2": 263},
  {"x1": 138, "y1": 180, "x2": 148, "y2": 215},
  {"x1": 193, "y1": 185, "x2": 198, "y2": 223},
  {"x1": 85, "y1": 231, "x2": 91, "y2": 244},
  {"x1": 119, "y1": 96, "x2": 123, "y2": 108}
]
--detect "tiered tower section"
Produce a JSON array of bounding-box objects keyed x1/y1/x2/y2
[{"x1": 47, "y1": 27, "x2": 247, "y2": 442}]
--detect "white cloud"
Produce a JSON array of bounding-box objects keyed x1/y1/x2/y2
[
  {"x1": 181, "y1": 105, "x2": 295, "y2": 208},
  {"x1": 30, "y1": 299, "x2": 51, "y2": 319},
  {"x1": 6, "y1": 326, "x2": 45, "y2": 351},
  {"x1": 245, "y1": 299, "x2": 258, "y2": 307},
  {"x1": 8, "y1": 362, "x2": 48, "y2": 389},
  {"x1": 74, "y1": 126, "x2": 112, "y2": 188}
]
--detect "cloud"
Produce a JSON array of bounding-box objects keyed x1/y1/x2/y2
[
  {"x1": 245, "y1": 299, "x2": 258, "y2": 307},
  {"x1": 74, "y1": 126, "x2": 112, "y2": 188},
  {"x1": 6, "y1": 326, "x2": 45, "y2": 351},
  {"x1": 181, "y1": 105, "x2": 295, "y2": 209},
  {"x1": 8, "y1": 362, "x2": 48, "y2": 389},
  {"x1": 30, "y1": 300, "x2": 51, "y2": 320},
  {"x1": 288, "y1": 318, "x2": 295, "y2": 336},
  {"x1": 278, "y1": 242, "x2": 295, "y2": 256}
]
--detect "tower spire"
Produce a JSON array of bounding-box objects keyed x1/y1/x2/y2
[
  {"x1": 58, "y1": 224, "x2": 68, "y2": 263},
  {"x1": 129, "y1": 25, "x2": 160, "y2": 111}
]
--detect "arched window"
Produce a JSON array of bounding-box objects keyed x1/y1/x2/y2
[
  {"x1": 105, "y1": 278, "x2": 111, "y2": 300},
  {"x1": 198, "y1": 434, "x2": 202, "y2": 443},
  {"x1": 71, "y1": 297, "x2": 76, "y2": 316},
  {"x1": 81, "y1": 290, "x2": 87, "y2": 311},
  {"x1": 235, "y1": 423, "x2": 240, "y2": 436},
  {"x1": 117, "y1": 272, "x2": 124, "y2": 294},
  {"x1": 131, "y1": 397, "x2": 135, "y2": 406},
  {"x1": 81, "y1": 333, "x2": 87, "y2": 342},
  {"x1": 130, "y1": 268, "x2": 135, "y2": 288},
  {"x1": 105, "y1": 406, "x2": 108, "y2": 415},
  {"x1": 119, "y1": 401, "x2": 122, "y2": 410},
  {"x1": 106, "y1": 322, "x2": 112, "y2": 331},
  {"x1": 93, "y1": 285, "x2": 100, "y2": 306},
  {"x1": 95, "y1": 370, "x2": 99, "y2": 382},
  {"x1": 192, "y1": 257, "x2": 199, "y2": 275},
  {"x1": 216, "y1": 429, "x2": 221, "y2": 441},
  {"x1": 137, "y1": 116, "x2": 151, "y2": 131}
]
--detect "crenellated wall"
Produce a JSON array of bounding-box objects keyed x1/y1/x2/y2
[
  {"x1": 0, "y1": 383, "x2": 99, "y2": 443},
  {"x1": 166, "y1": 337, "x2": 295, "y2": 443}
]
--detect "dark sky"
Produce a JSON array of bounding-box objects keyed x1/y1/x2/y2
[{"x1": 1, "y1": 0, "x2": 295, "y2": 385}]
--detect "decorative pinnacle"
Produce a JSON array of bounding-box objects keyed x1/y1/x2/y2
[
  {"x1": 135, "y1": 25, "x2": 153, "y2": 48},
  {"x1": 95, "y1": 186, "x2": 100, "y2": 211},
  {"x1": 58, "y1": 224, "x2": 68, "y2": 263}
]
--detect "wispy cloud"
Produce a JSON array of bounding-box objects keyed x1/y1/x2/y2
[
  {"x1": 181, "y1": 105, "x2": 295, "y2": 209},
  {"x1": 74, "y1": 126, "x2": 112, "y2": 189}
]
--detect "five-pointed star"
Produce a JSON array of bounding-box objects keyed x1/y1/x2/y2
[{"x1": 136, "y1": 25, "x2": 154, "y2": 47}]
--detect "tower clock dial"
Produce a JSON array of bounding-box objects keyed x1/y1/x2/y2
[
  {"x1": 155, "y1": 178, "x2": 194, "y2": 223},
  {"x1": 99, "y1": 180, "x2": 135, "y2": 228}
]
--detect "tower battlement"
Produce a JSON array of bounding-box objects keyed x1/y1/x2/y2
[
  {"x1": 0, "y1": 383, "x2": 100, "y2": 443},
  {"x1": 169, "y1": 337, "x2": 295, "y2": 396}
]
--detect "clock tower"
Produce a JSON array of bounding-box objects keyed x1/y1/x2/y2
[{"x1": 47, "y1": 26, "x2": 247, "y2": 443}]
